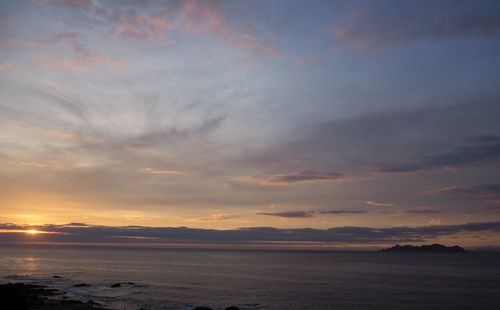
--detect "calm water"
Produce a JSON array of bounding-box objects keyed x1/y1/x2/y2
[{"x1": 1, "y1": 246, "x2": 500, "y2": 310}]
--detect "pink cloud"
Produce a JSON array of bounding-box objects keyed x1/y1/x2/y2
[
  {"x1": 112, "y1": 11, "x2": 171, "y2": 40},
  {"x1": 297, "y1": 53, "x2": 321, "y2": 67},
  {"x1": 181, "y1": 0, "x2": 228, "y2": 36},
  {"x1": 41, "y1": 58, "x2": 89, "y2": 72},
  {"x1": 233, "y1": 34, "x2": 282, "y2": 58},
  {"x1": 0, "y1": 61, "x2": 15, "y2": 71},
  {"x1": 36, "y1": 32, "x2": 87, "y2": 55},
  {"x1": 177, "y1": 0, "x2": 281, "y2": 58},
  {"x1": 40, "y1": 53, "x2": 127, "y2": 72},
  {"x1": 34, "y1": 32, "x2": 127, "y2": 72},
  {"x1": 33, "y1": 0, "x2": 92, "y2": 6}
]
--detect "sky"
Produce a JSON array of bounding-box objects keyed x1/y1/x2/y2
[{"x1": 1, "y1": 0, "x2": 500, "y2": 249}]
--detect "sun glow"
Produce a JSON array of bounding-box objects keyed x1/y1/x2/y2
[{"x1": 25, "y1": 229, "x2": 40, "y2": 235}]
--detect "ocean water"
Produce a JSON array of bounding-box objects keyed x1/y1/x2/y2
[{"x1": 1, "y1": 246, "x2": 500, "y2": 310}]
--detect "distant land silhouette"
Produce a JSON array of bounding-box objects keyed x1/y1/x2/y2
[{"x1": 381, "y1": 244, "x2": 467, "y2": 253}]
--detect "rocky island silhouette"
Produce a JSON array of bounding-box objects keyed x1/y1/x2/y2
[{"x1": 381, "y1": 244, "x2": 467, "y2": 253}]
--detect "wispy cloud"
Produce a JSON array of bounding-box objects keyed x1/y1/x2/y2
[
  {"x1": 395, "y1": 209, "x2": 442, "y2": 216},
  {"x1": 35, "y1": 32, "x2": 87, "y2": 54},
  {"x1": 138, "y1": 168, "x2": 183, "y2": 175},
  {"x1": 320, "y1": 210, "x2": 367, "y2": 214},
  {"x1": 297, "y1": 53, "x2": 321, "y2": 67},
  {"x1": 256, "y1": 211, "x2": 313, "y2": 218},
  {"x1": 34, "y1": 0, "x2": 93, "y2": 8},
  {"x1": 34, "y1": 32, "x2": 127, "y2": 71},
  {"x1": 241, "y1": 170, "x2": 345, "y2": 186},
  {"x1": 365, "y1": 200, "x2": 394, "y2": 207},
  {"x1": 378, "y1": 135, "x2": 500, "y2": 173},
  {"x1": 327, "y1": 0, "x2": 500, "y2": 49},
  {"x1": 199, "y1": 213, "x2": 239, "y2": 221},
  {"x1": 423, "y1": 184, "x2": 500, "y2": 204},
  {"x1": 39, "y1": 54, "x2": 126, "y2": 72},
  {"x1": 111, "y1": 10, "x2": 171, "y2": 40}
]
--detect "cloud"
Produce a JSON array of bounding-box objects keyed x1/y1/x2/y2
[
  {"x1": 1, "y1": 221, "x2": 500, "y2": 246},
  {"x1": 35, "y1": 32, "x2": 87, "y2": 55},
  {"x1": 423, "y1": 184, "x2": 500, "y2": 204},
  {"x1": 242, "y1": 170, "x2": 345, "y2": 186},
  {"x1": 256, "y1": 209, "x2": 369, "y2": 217},
  {"x1": 0, "y1": 61, "x2": 14, "y2": 71},
  {"x1": 428, "y1": 219, "x2": 444, "y2": 226},
  {"x1": 111, "y1": 10, "x2": 171, "y2": 40},
  {"x1": 199, "y1": 213, "x2": 239, "y2": 221},
  {"x1": 319, "y1": 210, "x2": 367, "y2": 214},
  {"x1": 297, "y1": 53, "x2": 321, "y2": 67},
  {"x1": 365, "y1": 200, "x2": 394, "y2": 207},
  {"x1": 123, "y1": 115, "x2": 226, "y2": 147},
  {"x1": 34, "y1": 0, "x2": 93, "y2": 7},
  {"x1": 395, "y1": 209, "x2": 442, "y2": 216},
  {"x1": 34, "y1": 32, "x2": 127, "y2": 71},
  {"x1": 244, "y1": 100, "x2": 500, "y2": 178},
  {"x1": 328, "y1": 0, "x2": 500, "y2": 49},
  {"x1": 138, "y1": 168, "x2": 183, "y2": 175},
  {"x1": 256, "y1": 211, "x2": 313, "y2": 218},
  {"x1": 379, "y1": 135, "x2": 500, "y2": 173},
  {"x1": 180, "y1": 0, "x2": 229, "y2": 36},
  {"x1": 178, "y1": 0, "x2": 282, "y2": 57},
  {"x1": 40, "y1": 55, "x2": 126, "y2": 72}
]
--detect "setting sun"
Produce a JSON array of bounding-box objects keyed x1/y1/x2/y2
[{"x1": 25, "y1": 229, "x2": 40, "y2": 235}]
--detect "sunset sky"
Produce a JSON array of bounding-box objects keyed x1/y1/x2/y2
[{"x1": 1, "y1": 0, "x2": 500, "y2": 248}]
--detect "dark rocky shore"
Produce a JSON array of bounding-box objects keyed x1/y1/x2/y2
[
  {"x1": 0, "y1": 283, "x2": 241, "y2": 310},
  {"x1": 0, "y1": 283, "x2": 109, "y2": 310}
]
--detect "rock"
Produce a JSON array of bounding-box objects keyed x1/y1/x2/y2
[
  {"x1": 226, "y1": 307, "x2": 240, "y2": 310},
  {"x1": 0, "y1": 284, "x2": 29, "y2": 310},
  {"x1": 111, "y1": 282, "x2": 135, "y2": 288},
  {"x1": 72, "y1": 283, "x2": 90, "y2": 287},
  {"x1": 53, "y1": 275, "x2": 62, "y2": 279},
  {"x1": 194, "y1": 307, "x2": 213, "y2": 310}
]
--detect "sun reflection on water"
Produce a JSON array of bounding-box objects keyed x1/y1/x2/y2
[{"x1": 23, "y1": 256, "x2": 38, "y2": 275}]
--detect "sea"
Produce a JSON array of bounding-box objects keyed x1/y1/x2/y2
[{"x1": 1, "y1": 246, "x2": 500, "y2": 310}]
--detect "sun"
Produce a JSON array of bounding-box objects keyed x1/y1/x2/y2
[{"x1": 25, "y1": 229, "x2": 40, "y2": 235}]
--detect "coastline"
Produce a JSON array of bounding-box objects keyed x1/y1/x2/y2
[
  {"x1": 0, "y1": 283, "x2": 111, "y2": 310},
  {"x1": 0, "y1": 282, "x2": 242, "y2": 310}
]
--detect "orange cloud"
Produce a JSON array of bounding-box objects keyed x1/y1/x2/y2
[
  {"x1": 200, "y1": 213, "x2": 239, "y2": 221},
  {"x1": 429, "y1": 219, "x2": 444, "y2": 226}
]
